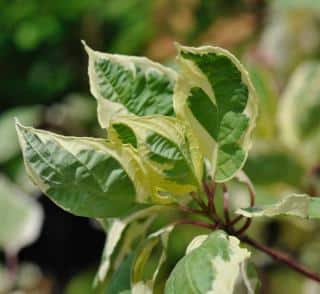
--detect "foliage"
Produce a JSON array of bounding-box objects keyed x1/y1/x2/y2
[{"x1": 15, "y1": 40, "x2": 320, "y2": 293}]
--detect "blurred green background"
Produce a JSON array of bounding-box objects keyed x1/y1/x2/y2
[{"x1": 2, "y1": 0, "x2": 320, "y2": 293}]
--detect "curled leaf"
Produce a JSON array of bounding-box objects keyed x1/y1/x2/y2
[{"x1": 237, "y1": 194, "x2": 320, "y2": 219}]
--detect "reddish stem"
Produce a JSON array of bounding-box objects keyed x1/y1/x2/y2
[
  {"x1": 175, "y1": 219, "x2": 218, "y2": 231},
  {"x1": 190, "y1": 191, "x2": 207, "y2": 211},
  {"x1": 229, "y1": 215, "x2": 243, "y2": 226},
  {"x1": 241, "y1": 235, "x2": 320, "y2": 283},
  {"x1": 235, "y1": 218, "x2": 252, "y2": 235},
  {"x1": 229, "y1": 175, "x2": 256, "y2": 226},
  {"x1": 203, "y1": 181, "x2": 220, "y2": 224},
  {"x1": 178, "y1": 204, "x2": 207, "y2": 216},
  {"x1": 185, "y1": 179, "x2": 320, "y2": 284},
  {"x1": 204, "y1": 181, "x2": 215, "y2": 214},
  {"x1": 222, "y1": 183, "x2": 230, "y2": 224}
]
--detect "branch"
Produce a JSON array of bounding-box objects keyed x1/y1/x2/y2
[
  {"x1": 235, "y1": 218, "x2": 252, "y2": 235},
  {"x1": 240, "y1": 235, "x2": 320, "y2": 283},
  {"x1": 222, "y1": 183, "x2": 231, "y2": 224},
  {"x1": 190, "y1": 191, "x2": 207, "y2": 211},
  {"x1": 175, "y1": 219, "x2": 218, "y2": 231},
  {"x1": 203, "y1": 181, "x2": 216, "y2": 215},
  {"x1": 177, "y1": 204, "x2": 207, "y2": 216},
  {"x1": 203, "y1": 181, "x2": 220, "y2": 223}
]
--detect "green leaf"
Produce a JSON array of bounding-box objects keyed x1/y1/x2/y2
[
  {"x1": 0, "y1": 175, "x2": 43, "y2": 254},
  {"x1": 237, "y1": 194, "x2": 320, "y2": 219},
  {"x1": 109, "y1": 115, "x2": 203, "y2": 203},
  {"x1": 83, "y1": 42, "x2": 176, "y2": 128},
  {"x1": 105, "y1": 254, "x2": 134, "y2": 294},
  {"x1": 94, "y1": 206, "x2": 165, "y2": 288},
  {"x1": 278, "y1": 62, "x2": 320, "y2": 166},
  {"x1": 0, "y1": 106, "x2": 41, "y2": 163},
  {"x1": 131, "y1": 225, "x2": 174, "y2": 293},
  {"x1": 16, "y1": 122, "x2": 152, "y2": 218},
  {"x1": 174, "y1": 45, "x2": 258, "y2": 182},
  {"x1": 165, "y1": 230, "x2": 251, "y2": 294}
]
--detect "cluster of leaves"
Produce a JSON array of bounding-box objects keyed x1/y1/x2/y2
[
  {"x1": 0, "y1": 2, "x2": 263, "y2": 290},
  {"x1": 16, "y1": 39, "x2": 320, "y2": 293}
]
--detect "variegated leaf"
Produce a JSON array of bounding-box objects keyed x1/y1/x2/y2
[
  {"x1": 278, "y1": 62, "x2": 320, "y2": 166},
  {"x1": 165, "y1": 230, "x2": 251, "y2": 294},
  {"x1": 83, "y1": 42, "x2": 177, "y2": 128},
  {"x1": 174, "y1": 44, "x2": 258, "y2": 182},
  {"x1": 95, "y1": 206, "x2": 166, "y2": 288},
  {"x1": 109, "y1": 115, "x2": 203, "y2": 203},
  {"x1": 104, "y1": 253, "x2": 134, "y2": 294},
  {"x1": 16, "y1": 122, "x2": 152, "y2": 218},
  {"x1": 131, "y1": 225, "x2": 175, "y2": 294},
  {"x1": 237, "y1": 194, "x2": 320, "y2": 219}
]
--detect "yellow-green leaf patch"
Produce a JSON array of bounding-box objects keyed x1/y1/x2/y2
[
  {"x1": 83, "y1": 42, "x2": 177, "y2": 128},
  {"x1": 165, "y1": 230, "x2": 251, "y2": 294},
  {"x1": 237, "y1": 194, "x2": 320, "y2": 219},
  {"x1": 16, "y1": 122, "x2": 152, "y2": 218},
  {"x1": 109, "y1": 115, "x2": 203, "y2": 202},
  {"x1": 174, "y1": 45, "x2": 257, "y2": 182}
]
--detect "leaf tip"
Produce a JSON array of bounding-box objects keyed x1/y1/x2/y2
[
  {"x1": 174, "y1": 42, "x2": 184, "y2": 53},
  {"x1": 81, "y1": 40, "x2": 93, "y2": 55},
  {"x1": 14, "y1": 117, "x2": 24, "y2": 132}
]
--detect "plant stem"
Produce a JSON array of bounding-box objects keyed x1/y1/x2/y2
[
  {"x1": 203, "y1": 181, "x2": 220, "y2": 224},
  {"x1": 175, "y1": 219, "x2": 218, "y2": 231},
  {"x1": 177, "y1": 204, "x2": 207, "y2": 216},
  {"x1": 222, "y1": 183, "x2": 230, "y2": 224},
  {"x1": 203, "y1": 181, "x2": 215, "y2": 214},
  {"x1": 240, "y1": 235, "x2": 320, "y2": 283},
  {"x1": 235, "y1": 218, "x2": 252, "y2": 235},
  {"x1": 190, "y1": 191, "x2": 207, "y2": 211},
  {"x1": 186, "y1": 179, "x2": 320, "y2": 283}
]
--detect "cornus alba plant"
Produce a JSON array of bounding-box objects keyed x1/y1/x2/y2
[{"x1": 16, "y1": 43, "x2": 320, "y2": 293}]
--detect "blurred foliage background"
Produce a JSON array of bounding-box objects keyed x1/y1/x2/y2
[{"x1": 2, "y1": 0, "x2": 320, "y2": 293}]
